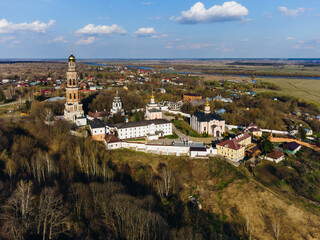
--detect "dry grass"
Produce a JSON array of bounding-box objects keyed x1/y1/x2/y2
[{"x1": 111, "y1": 150, "x2": 320, "y2": 239}]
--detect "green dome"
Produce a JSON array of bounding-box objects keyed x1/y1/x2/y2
[{"x1": 68, "y1": 54, "x2": 76, "y2": 62}]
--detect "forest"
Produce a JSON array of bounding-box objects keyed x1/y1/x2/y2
[{"x1": 0, "y1": 108, "x2": 250, "y2": 240}]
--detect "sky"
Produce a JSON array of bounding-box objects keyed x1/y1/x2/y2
[{"x1": 0, "y1": 0, "x2": 320, "y2": 58}]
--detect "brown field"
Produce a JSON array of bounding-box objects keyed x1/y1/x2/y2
[{"x1": 111, "y1": 149, "x2": 320, "y2": 240}]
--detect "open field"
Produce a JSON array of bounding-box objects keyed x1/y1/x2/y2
[
  {"x1": 257, "y1": 77, "x2": 320, "y2": 103},
  {"x1": 202, "y1": 74, "x2": 320, "y2": 103}
]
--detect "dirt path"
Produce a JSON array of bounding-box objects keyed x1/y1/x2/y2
[{"x1": 270, "y1": 137, "x2": 320, "y2": 151}]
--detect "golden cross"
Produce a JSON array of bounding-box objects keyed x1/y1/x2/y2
[{"x1": 70, "y1": 46, "x2": 73, "y2": 54}]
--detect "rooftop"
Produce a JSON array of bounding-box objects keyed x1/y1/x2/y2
[
  {"x1": 266, "y1": 151, "x2": 284, "y2": 160},
  {"x1": 88, "y1": 118, "x2": 106, "y2": 129},
  {"x1": 217, "y1": 139, "x2": 244, "y2": 151},
  {"x1": 192, "y1": 111, "x2": 223, "y2": 122},
  {"x1": 283, "y1": 142, "x2": 301, "y2": 151}
]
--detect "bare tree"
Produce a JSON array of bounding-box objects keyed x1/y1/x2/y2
[
  {"x1": 1, "y1": 180, "x2": 35, "y2": 240},
  {"x1": 156, "y1": 167, "x2": 173, "y2": 198},
  {"x1": 272, "y1": 220, "x2": 281, "y2": 240},
  {"x1": 41, "y1": 108, "x2": 54, "y2": 123},
  {"x1": 36, "y1": 187, "x2": 69, "y2": 240},
  {"x1": 246, "y1": 215, "x2": 251, "y2": 240}
]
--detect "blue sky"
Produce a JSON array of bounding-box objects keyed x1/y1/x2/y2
[{"x1": 0, "y1": 0, "x2": 320, "y2": 58}]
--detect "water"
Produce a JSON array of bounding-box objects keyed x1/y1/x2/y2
[{"x1": 85, "y1": 62, "x2": 108, "y2": 66}]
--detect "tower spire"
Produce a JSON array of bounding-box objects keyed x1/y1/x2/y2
[
  {"x1": 70, "y1": 46, "x2": 73, "y2": 54},
  {"x1": 204, "y1": 97, "x2": 210, "y2": 114}
]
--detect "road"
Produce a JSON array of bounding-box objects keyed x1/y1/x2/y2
[{"x1": 0, "y1": 99, "x2": 26, "y2": 107}]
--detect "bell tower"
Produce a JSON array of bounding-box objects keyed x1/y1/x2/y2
[{"x1": 64, "y1": 47, "x2": 84, "y2": 122}]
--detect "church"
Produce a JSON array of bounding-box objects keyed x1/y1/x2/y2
[
  {"x1": 63, "y1": 49, "x2": 86, "y2": 126},
  {"x1": 190, "y1": 99, "x2": 225, "y2": 137},
  {"x1": 145, "y1": 92, "x2": 162, "y2": 120},
  {"x1": 110, "y1": 90, "x2": 125, "y2": 116}
]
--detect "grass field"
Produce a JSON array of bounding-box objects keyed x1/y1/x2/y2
[
  {"x1": 203, "y1": 74, "x2": 320, "y2": 104},
  {"x1": 256, "y1": 77, "x2": 320, "y2": 103}
]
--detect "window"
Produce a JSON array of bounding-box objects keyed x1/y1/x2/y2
[
  {"x1": 69, "y1": 93, "x2": 72, "y2": 99},
  {"x1": 73, "y1": 79, "x2": 75, "y2": 85},
  {"x1": 74, "y1": 93, "x2": 76, "y2": 99}
]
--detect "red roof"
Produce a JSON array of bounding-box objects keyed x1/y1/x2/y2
[
  {"x1": 105, "y1": 134, "x2": 121, "y2": 143},
  {"x1": 217, "y1": 139, "x2": 244, "y2": 150},
  {"x1": 266, "y1": 151, "x2": 284, "y2": 160},
  {"x1": 235, "y1": 132, "x2": 251, "y2": 142}
]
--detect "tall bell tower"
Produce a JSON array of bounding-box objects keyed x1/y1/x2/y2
[{"x1": 64, "y1": 47, "x2": 84, "y2": 122}]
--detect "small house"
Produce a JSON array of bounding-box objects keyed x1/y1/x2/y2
[
  {"x1": 265, "y1": 151, "x2": 284, "y2": 163},
  {"x1": 282, "y1": 142, "x2": 301, "y2": 155}
]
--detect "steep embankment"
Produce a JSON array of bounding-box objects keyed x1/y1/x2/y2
[{"x1": 112, "y1": 150, "x2": 320, "y2": 240}]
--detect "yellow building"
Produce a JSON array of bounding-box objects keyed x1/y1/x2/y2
[
  {"x1": 216, "y1": 133, "x2": 251, "y2": 162},
  {"x1": 246, "y1": 123, "x2": 262, "y2": 137},
  {"x1": 217, "y1": 139, "x2": 245, "y2": 162},
  {"x1": 183, "y1": 93, "x2": 202, "y2": 102},
  {"x1": 235, "y1": 132, "x2": 252, "y2": 146}
]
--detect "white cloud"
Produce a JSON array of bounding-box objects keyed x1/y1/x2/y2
[
  {"x1": 172, "y1": 1, "x2": 248, "y2": 24},
  {"x1": 135, "y1": 27, "x2": 156, "y2": 36},
  {"x1": 51, "y1": 36, "x2": 67, "y2": 43},
  {"x1": 0, "y1": 36, "x2": 15, "y2": 43},
  {"x1": 134, "y1": 27, "x2": 168, "y2": 39},
  {"x1": 262, "y1": 11, "x2": 273, "y2": 18},
  {"x1": 150, "y1": 34, "x2": 168, "y2": 39},
  {"x1": 76, "y1": 37, "x2": 98, "y2": 45},
  {"x1": 286, "y1": 37, "x2": 296, "y2": 40},
  {"x1": 141, "y1": 1, "x2": 153, "y2": 5},
  {"x1": 215, "y1": 43, "x2": 234, "y2": 52},
  {"x1": 241, "y1": 38, "x2": 250, "y2": 42},
  {"x1": 278, "y1": 7, "x2": 305, "y2": 17},
  {"x1": 0, "y1": 19, "x2": 55, "y2": 34},
  {"x1": 76, "y1": 24, "x2": 127, "y2": 36}
]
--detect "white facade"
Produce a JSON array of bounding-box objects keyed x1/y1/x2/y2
[
  {"x1": 145, "y1": 95, "x2": 162, "y2": 120},
  {"x1": 76, "y1": 117, "x2": 87, "y2": 126},
  {"x1": 110, "y1": 92, "x2": 125, "y2": 116},
  {"x1": 114, "y1": 120, "x2": 172, "y2": 140}
]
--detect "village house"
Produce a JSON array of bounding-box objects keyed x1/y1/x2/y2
[
  {"x1": 183, "y1": 93, "x2": 202, "y2": 102},
  {"x1": 265, "y1": 151, "x2": 285, "y2": 163},
  {"x1": 246, "y1": 123, "x2": 262, "y2": 137},
  {"x1": 282, "y1": 142, "x2": 301, "y2": 155},
  {"x1": 212, "y1": 95, "x2": 233, "y2": 103}
]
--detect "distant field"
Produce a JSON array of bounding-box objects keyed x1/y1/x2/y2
[
  {"x1": 257, "y1": 77, "x2": 320, "y2": 103},
  {"x1": 202, "y1": 74, "x2": 320, "y2": 104}
]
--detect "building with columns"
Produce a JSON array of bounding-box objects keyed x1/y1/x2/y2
[
  {"x1": 190, "y1": 99, "x2": 225, "y2": 137},
  {"x1": 64, "y1": 50, "x2": 85, "y2": 124},
  {"x1": 145, "y1": 93, "x2": 162, "y2": 120},
  {"x1": 110, "y1": 90, "x2": 125, "y2": 116}
]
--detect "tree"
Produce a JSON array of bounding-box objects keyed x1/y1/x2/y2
[
  {"x1": 0, "y1": 89, "x2": 6, "y2": 102},
  {"x1": 132, "y1": 108, "x2": 140, "y2": 122},
  {"x1": 272, "y1": 220, "x2": 281, "y2": 240},
  {"x1": 1, "y1": 181, "x2": 35, "y2": 240},
  {"x1": 297, "y1": 127, "x2": 306, "y2": 140},
  {"x1": 181, "y1": 102, "x2": 195, "y2": 114},
  {"x1": 36, "y1": 187, "x2": 69, "y2": 240},
  {"x1": 261, "y1": 136, "x2": 274, "y2": 154},
  {"x1": 25, "y1": 100, "x2": 31, "y2": 110}
]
